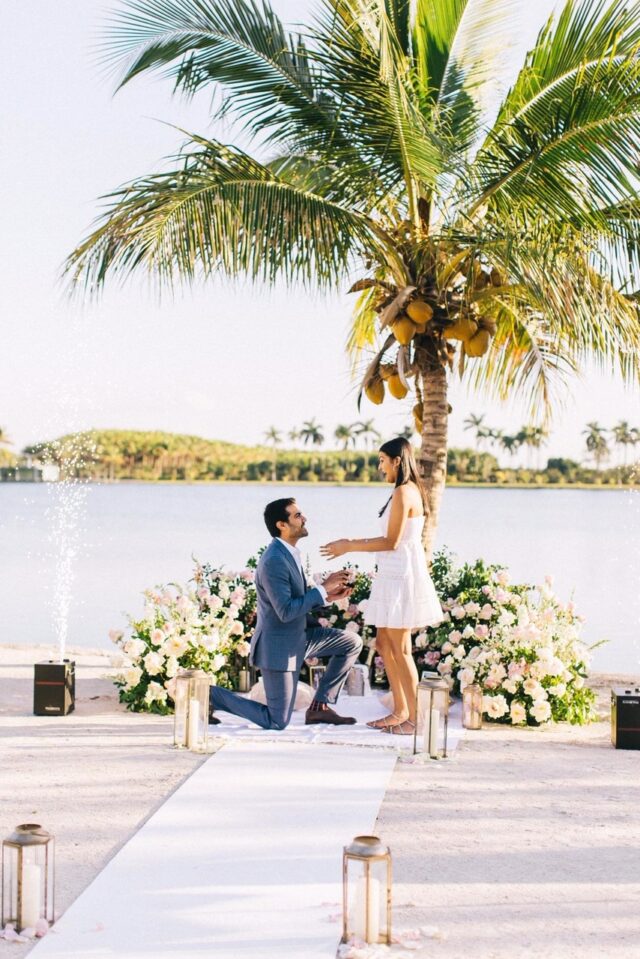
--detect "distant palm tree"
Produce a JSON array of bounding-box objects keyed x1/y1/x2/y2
[
  {"x1": 287, "y1": 428, "x2": 299, "y2": 447},
  {"x1": 355, "y1": 419, "x2": 381, "y2": 451},
  {"x1": 500, "y1": 434, "x2": 521, "y2": 459},
  {"x1": 611, "y1": 420, "x2": 636, "y2": 467},
  {"x1": 334, "y1": 423, "x2": 357, "y2": 451},
  {"x1": 583, "y1": 422, "x2": 609, "y2": 471},
  {"x1": 299, "y1": 420, "x2": 324, "y2": 448},
  {"x1": 264, "y1": 426, "x2": 282, "y2": 482},
  {"x1": 463, "y1": 414, "x2": 488, "y2": 451}
]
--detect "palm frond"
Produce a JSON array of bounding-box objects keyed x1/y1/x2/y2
[{"x1": 65, "y1": 134, "x2": 386, "y2": 292}]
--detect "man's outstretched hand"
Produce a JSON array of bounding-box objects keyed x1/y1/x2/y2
[{"x1": 322, "y1": 569, "x2": 353, "y2": 603}]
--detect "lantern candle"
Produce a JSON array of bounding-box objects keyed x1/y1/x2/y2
[
  {"x1": 427, "y1": 709, "x2": 439, "y2": 758},
  {"x1": 187, "y1": 698, "x2": 200, "y2": 749},
  {"x1": 462, "y1": 684, "x2": 483, "y2": 730},
  {"x1": 20, "y1": 863, "x2": 41, "y2": 929},
  {"x1": 353, "y1": 875, "x2": 380, "y2": 943}
]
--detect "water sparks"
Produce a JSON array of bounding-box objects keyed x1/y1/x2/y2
[{"x1": 43, "y1": 432, "x2": 96, "y2": 661}]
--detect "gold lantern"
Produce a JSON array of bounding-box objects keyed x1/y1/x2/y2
[
  {"x1": 173, "y1": 669, "x2": 210, "y2": 752},
  {"x1": 342, "y1": 835, "x2": 392, "y2": 945},
  {"x1": 462, "y1": 683, "x2": 483, "y2": 729},
  {"x1": 413, "y1": 674, "x2": 450, "y2": 758},
  {"x1": 2, "y1": 824, "x2": 55, "y2": 932}
]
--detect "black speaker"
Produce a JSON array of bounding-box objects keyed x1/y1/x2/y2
[
  {"x1": 33, "y1": 660, "x2": 75, "y2": 716},
  {"x1": 611, "y1": 686, "x2": 640, "y2": 750}
]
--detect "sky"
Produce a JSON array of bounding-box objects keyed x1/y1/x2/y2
[{"x1": 1, "y1": 0, "x2": 638, "y2": 465}]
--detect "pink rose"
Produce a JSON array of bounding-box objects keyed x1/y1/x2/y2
[
  {"x1": 318, "y1": 617, "x2": 330, "y2": 627},
  {"x1": 474, "y1": 624, "x2": 489, "y2": 640},
  {"x1": 425, "y1": 651, "x2": 441, "y2": 666},
  {"x1": 345, "y1": 621, "x2": 360, "y2": 633}
]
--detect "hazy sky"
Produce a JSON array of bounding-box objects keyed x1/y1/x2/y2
[{"x1": 2, "y1": 0, "x2": 638, "y2": 463}]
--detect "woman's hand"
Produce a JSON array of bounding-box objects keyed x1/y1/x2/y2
[{"x1": 320, "y1": 539, "x2": 350, "y2": 559}]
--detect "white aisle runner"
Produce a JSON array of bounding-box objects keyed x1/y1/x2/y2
[{"x1": 31, "y1": 742, "x2": 396, "y2": 959}]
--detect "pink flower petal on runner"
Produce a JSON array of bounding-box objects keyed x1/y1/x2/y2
[{"x1": 35, "y1": 917, "x2": 50, "y2": 937}]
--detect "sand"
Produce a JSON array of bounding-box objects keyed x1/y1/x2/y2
[{"x1": 1, "y1": 648, "x2": 639, "y2": 958}]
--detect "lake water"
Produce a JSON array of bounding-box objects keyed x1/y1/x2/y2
[{"x1": 1, "y1": 483, "x2": 639, "y2": 674}]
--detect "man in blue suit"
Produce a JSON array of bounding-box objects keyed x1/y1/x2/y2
[{"x1": 209, "y1": 498, "x2": 362, "y2": 729}]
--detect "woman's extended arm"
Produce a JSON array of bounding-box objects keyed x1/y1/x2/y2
[{"x1": 320, "y1": 487, "x2": 411, "y2": 559}]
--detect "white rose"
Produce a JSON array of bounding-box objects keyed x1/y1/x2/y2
[
  {"x1": 345, "y1": 621, "x2": 360, "y2": 633},
  {"x1": 523, "y1": 678, "x2": 544, "y2": 699},
  {"x1": 414, "y1": 631, "x2": 427, "y2": 649},
  {"x1": 441, "y1": 641, "x2": 453, "y2": 654},
  {"x1": 487, "y1": 663, "x2": 507, "y2": 685},
  {"x1": 227, "y1": 603, "x2": 239, "y2": 619},
  {"x1": 212, "y1": 653, "x2": 226, "y2": 672},
  {"x1": 462, "y1": 625, "x2": 475, "y2": 639},
  {"x1": 449, "y1": 630, "x2": 463, "y2": 643},
  {"x1": 218, "y1": 583, "x2": 231, "y2": 601},
  {"x1": 123, "y1": 665, "x2": 142, "y2": 688},
  {"x1": 229, "y1": 621, "x2": 245, "y2": 636},
  {"x1": 236, "y1": 641, "x2": 251, "y2": 658},
  {"x1": 531, "y1": 699, "x2": 551, "y2": 723},
  {"x1": 503, "y1": 678, "x2": 520, "y2": 695},
  {"x1": 208, "y1": 594, "x2": 223, "y2": 611},
  {"x1": 453, "y1": 645, "x2": 466, "y2": 661},
  {"x1": 143, "y1": 651, "x2": 165, "y2": 676},
  {"x1": 150, "y1": 628, "x2": 165, "y2": 646},
  {"x1": 548, "y1": 682, "x2": 566, "y2": 698},
  {"x1": 457, "y1": 667, "x2": 475, "y2": 688},
  {"x1": 452, "y1": 606, "x2": 466, "y2": 620},
  {"x1": 483, "y1": 694, "x2": 508, "y2": 719},
  {"x1": 464, "y1": 602, "x2": 480, "y2": 616},
  {"x1": 573, "y1": 676, "x2": 585, "y2": 689},
  {"x1": 510, "y1": 701, "x2": 527, "y2": 724},
  {"x1": 479, "y1": 604, "x2": 494, "y2": 620},
  {"x1": 163, "y1": 635, "x2": 189, "y2": 658},
  {"x1": 357, "y1": 600, "x2": 368, "y2": 613},
  {"x1": 164, "y1": 656, "x2": 179, "y2": 678},
  {"x1": 145, "y1": 681, "x2": 167, "y2": 704},
  {"x1": 124, "y1": 637, "x2": 146, "y2": 660}
]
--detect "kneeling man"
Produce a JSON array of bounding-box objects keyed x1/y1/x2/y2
[{"x1": 209, "y1": 498, "x2": 362, "y2": 729}]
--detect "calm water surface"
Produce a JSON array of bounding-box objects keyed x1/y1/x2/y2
[{"x1": 1, "y1": 483, "x2": 638, "y2": 674}]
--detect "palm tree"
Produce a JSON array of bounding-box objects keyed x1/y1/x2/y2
[
  {"x1": 334, "y1": 423, "x2": 357, "y2": 451},
  {"x1": 264, "y1": 426, "x2": 282, "y2": 482},
  {"x1": 299, "y1": 419, "x2": 324, "y2": 449},
  {"x1": 355, "y1": 419, "x2": 381, "y2": 450},
  {"x1": 583, "y1": 421, "x2": 610, "y2": 471},
  {"x1": 66, "y1": 0, "x2": 640, "y2": 558},
  {"x1": 463, "y1": 414, "x2": 487, "y2": 452},
  {"x1": 611, "y1": 420, "x2": 636, "y2": 467},
  {"x1": 500, "y1": 434, "x2": 521, "y2": 460}
]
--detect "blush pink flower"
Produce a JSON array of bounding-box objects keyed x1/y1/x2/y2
[{"x1": 474, "y1": 624, "x2": 489, "y2": 640}]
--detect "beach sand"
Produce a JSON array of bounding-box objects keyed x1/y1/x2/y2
[{"x1": 1, "y1": 648, "x2": 638, "y2": 958}]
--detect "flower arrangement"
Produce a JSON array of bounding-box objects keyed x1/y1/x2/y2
[
  {"x1": 420, "y1": 551, "x2": 597, "y2": 726},
  {"x1": 110, "y1": 549, "x2": 596, "y2": 725},
  {"x1": 111, "y1": 564, "x2": 257, "y2": 714}
]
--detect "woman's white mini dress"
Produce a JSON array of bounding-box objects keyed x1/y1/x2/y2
[{"x1": 364, "y1": 513, "x2": 443, "y2": 629}]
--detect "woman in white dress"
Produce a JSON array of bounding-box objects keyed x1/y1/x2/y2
[{"x1": 321, "y1": 437, "x2": 443, "y2": 735}]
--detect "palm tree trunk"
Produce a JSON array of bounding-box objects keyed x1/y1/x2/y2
[{"x1": 416, "y1": 349, "x2": 449, "y2": 562}]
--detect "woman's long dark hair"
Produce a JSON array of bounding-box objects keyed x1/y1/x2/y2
[{"x1": 378, "y1": 437, "x2": 429, "y2": 517}]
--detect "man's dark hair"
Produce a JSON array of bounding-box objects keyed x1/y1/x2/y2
[{"x1": 264, "y1": 497, "x2": 296, "y2": 538}]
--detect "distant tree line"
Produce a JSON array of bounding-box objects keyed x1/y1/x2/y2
[{"x1": 15, "y1": 429, "x2": 638, "y2": 486}]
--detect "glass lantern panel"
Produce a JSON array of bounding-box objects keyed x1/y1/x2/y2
[
  {"x1": 173, "y1": 677, "x2": 189, "y2": 747},
  {"x1": 345, "y1": 858, "x2": 390, "y2": 944},
  {"x1": 1, "y1": 844, "x2": 18, "y2": 927},
  {"x1": 186, "y1": 677, "x2": 209, "y2": 752}
]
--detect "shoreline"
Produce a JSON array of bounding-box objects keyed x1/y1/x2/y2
[{"x1": 1, "y1": 478, "x2": 636, "y2": 490}]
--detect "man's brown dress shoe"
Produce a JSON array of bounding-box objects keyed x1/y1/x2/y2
[{"x1": 305, "y1": 704, "x2": 357, "y2": 725}]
